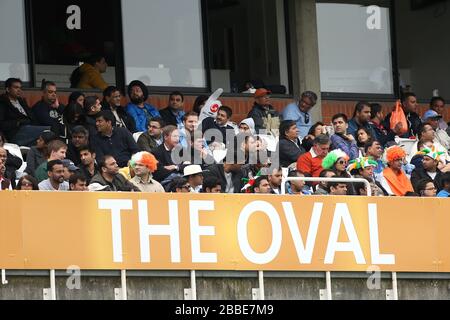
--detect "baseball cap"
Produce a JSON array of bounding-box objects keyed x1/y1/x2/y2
[
  {"x1": 254, "y1": 88, "x2": 271, "y2": 98},
  {"x1": 422, "y1": 110, "x2": 442, "y2": 121},
  {"x1": 61, "y1": 159, "x2": 79, "y2": 171}
]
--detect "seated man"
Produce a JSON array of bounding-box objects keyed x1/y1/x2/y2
[
  {"x1": 328, "y1": 178, "x2": 348, "y2": 196},
  {"x1": 70, "y1": 54, "x2": 108, "y2": 90},
  {"x1": 297, "y1": 134, "x2": 330, "y2": 178},
  {"x1": 183, "y1": 164, "x2": 204, "y2": 193},
  {"x1": 179, "y1": 112, "x2": 199, "y2": 149},
  {"x1": 38, "y1": 159, "x2": 70, "y2": 191},
  {"x1": 91, "y1": 111, "x2": 139, "y2": 168},
  {"x1": 282, "y1": 91, "x2": 317, "y2": 139},
  {"x1": 65, "y1": 125, "x2": 90, "y2": 166},
  {"x1": 69, "y1": 172, "x2": 88, "y2": 191},
  {"x1": 0, "y1": 135, "x2": 23, "y2": 188},
  {"x1": 35, "y1": 139, "x2": 68, "y2": 182},
  {"x1": 151, "y1": 125, "x2": 185, "y2": 184},
  {"x1": 0, "y1": 78, "x2": 49, "y2": 146},
  {"x1": 330, "y1": 113, "x2": 359, "y2": 160},
  {"x1": 268, "y1": 167, "x2": 283, "y2": 194},
  {"x1": 32, "y1": 81, "x2": 65, "y2": 133},
  {"x1": 252, "y1": 175, "x2": 272, "y2": 194},
  {"x1": 126, "y1": 80, "x2": 160, "y2": 132},
  {"x1": 411, "y1": 146, "x2": 445, "y2": 192},
  {"x1": 201, "y1": 176, "x2": 222, "y2": 193},
  {"x1": 101, "y1": 86, "x2": 136, "y2": 133},
  {"x1": 158, "y1": 91, "x2": 186, "y2": 127},
  {"x1": 201, "y1": 105, "x2": 235, "y2": 147},
  {"x1": 247, "y1": 88, "x2": 281, "y2": 135},
  {"x1": 89, "y1": 155, "x2": 139, "y2": 191},
  {"x1": 78, "y1": 145, "x2": 99, "y2": 184},
  {"x1": 137, "y1": 117, "x2": 165, "y2": 153},
  {"x1": 129, "y1": 151, "x2": 164, "y2": 192}
]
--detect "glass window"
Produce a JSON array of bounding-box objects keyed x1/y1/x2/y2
[
  {"x1": 0, "y1": 0, "x2": 29, "y2": 82},
  {"x1": 121, "y1": 0, "x2": 206, "y2": 88},
  {"x1": 316, "y1": 1, "x2": 394, "y2": 95},
  {"x1": 206, "y1": 0, "x2": 289, "y2": 94},
  {"x1": 396, "y1": 0, "x2": 450, "y2": 99},
  {"x1": 31, "y1": 0, "x2": 118, "y2": 88}
]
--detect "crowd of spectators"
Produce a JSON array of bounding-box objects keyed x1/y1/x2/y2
[{"x1": 1, "y1": 77, "x2": 450, "y2": 198}]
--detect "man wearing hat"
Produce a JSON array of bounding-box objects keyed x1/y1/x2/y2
[
  {"x1": 183, "y1": 164, "x2": 203, "y2": 193},
  {"x1": 422, "y1": 109, "x2": 450, "y2": 151},
  {"x1": 282, "y1": 91, "x2": 318, "y2": 139},
  {"x1": 429, "y1": 96, "x2": 448, "y2": 131},
  {"x1": 126, "y1": 80, "x2": 160, "y2": 132},
  {"x1": 247, "y1": 88, "x2": 281, "y2": 135},
  {"x1": 129, "y1": 151, "x2": 164, "y2": 192},
  {"x1": 411, "y1": 146, "x2": 445, "y2": 193},
  {"x1": 61, "y1": 159, "x2": 79, "y2": 182}
]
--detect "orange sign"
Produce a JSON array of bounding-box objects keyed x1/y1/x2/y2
[{"x1": 0, "y1": 192, "x2": 449, "y2": 271}]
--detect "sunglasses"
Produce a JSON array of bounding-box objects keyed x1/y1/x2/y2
[
  {"x1": 337, "y1": 160, "x2": 347, "y2": 165},
  {"x1": 304, "y1": 112, "x2": 310, "y2": 124}
]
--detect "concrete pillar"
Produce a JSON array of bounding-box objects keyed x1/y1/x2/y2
[{"x1": 288, "y1": 0, "x2": 322, "y2": 122}]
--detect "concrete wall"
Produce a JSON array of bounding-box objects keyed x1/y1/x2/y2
[{"x1": 2, "y1": 271, "x2": 450, "y2": 300}]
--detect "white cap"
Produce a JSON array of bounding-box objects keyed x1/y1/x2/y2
[
  {"x1": 88, "y1": 183, "x2": 109, "y2": 191},
  {"x1": 183, "y1": 164, "x2": 203, "y2": 177}
]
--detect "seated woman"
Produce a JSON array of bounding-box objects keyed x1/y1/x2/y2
[
  {"x1": 415, "y1": 177, "x2": 437, "y2": 197},
  {"x1": 356, "y1": 127, "x2": 373, "y2": 156},
  {"x1": 301, "y1": 121, "x2": 325, "y2": 152},
  {"x1": 277, "y1": 120, "x2": 305, "y2": 167},
  {"x1": 321, "y1": 149, "x2": 355, "y2": 195}
]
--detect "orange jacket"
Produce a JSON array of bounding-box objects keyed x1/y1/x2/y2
[{"x1": 77, "y1": 63, "x2": 108, "y2": 90}]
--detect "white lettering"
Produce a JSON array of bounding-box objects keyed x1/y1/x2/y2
[
  {"x1": 190, "y1": 201, "x2": 217, "y2": 263},
  {"x1": 282, "y1": 202, "x2": 322, "y2": 264},
  {"x1": 66, "y1": 5, "x2": 81, "y2": 30},
  {"x1": 324, "y1": 203, "x2": 366, "y2": 264},
  {"x1": 138, "y1": 200, "x2": 180, "y2": 263},
  {"x1": 369, "y1": 204, "x2": 395, "y2": 264},
  {"x1": 98, "y1": 199, "x2": 133, "y2": 263},
  {"x1": 366, "y1": 5, "x2": 381, "y2": 30},
  {"x1": 238, "y1": 201, "x2": 282, "y2": 264}
]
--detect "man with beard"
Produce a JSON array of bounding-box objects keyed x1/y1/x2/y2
[
  {"x1": 101, "y1": 86, "x2": 136, "y2": 133},
  {"x1": 126, "y1": 80, "x2": 160, "y2": 132},
  {"x1": 65, "y1": 125, "x2": 89, "y2": 166},
  {"x1": 38, "y1": 159, "x2": 70, "y2": 191},
  {"x1": 79, "y1": 145, "x2": 99, "y2": 184},
  {"x1": 89, "y1": 155, "x2": 139, "y2": 191}
]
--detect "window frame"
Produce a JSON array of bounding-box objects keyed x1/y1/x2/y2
[
  {"x1": 316, "y1": 0, "x2": 400, "y2": 101},
  {"x1": 11, "y1": 0, "x2": 293, "y2": 96}
]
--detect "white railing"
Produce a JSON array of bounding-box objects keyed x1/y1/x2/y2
[{"x1": 281, "y1": 176, "x2": 372, "y2": 196}]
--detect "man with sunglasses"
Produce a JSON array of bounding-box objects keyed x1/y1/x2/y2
[{"x1": 282, "y1": 91, "x2": 318, "y2": 139}]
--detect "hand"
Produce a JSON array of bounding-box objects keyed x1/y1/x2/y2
[
  {"x1": 393, "y1": 122, "x2": 403, "y2": 135},
  {"x1": 164, "y1": 165, "x2": 178, "y2": 171},
  {"x1": 345, "y1": 134, "x2": 355, "y2": 142},
  {"x1": 200, "y1": 148, "x2": 208, "y2": 159},
  {"x1": 51, "y1": 99, "x2": 60, "y2": 109}
]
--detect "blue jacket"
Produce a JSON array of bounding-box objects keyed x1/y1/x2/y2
[
  {"x1": 126, "y1": 103, "x2": 160, "y2": 132},
  {"x1": 330, "y1": 133, "x2": 359, "y2": 160}
]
